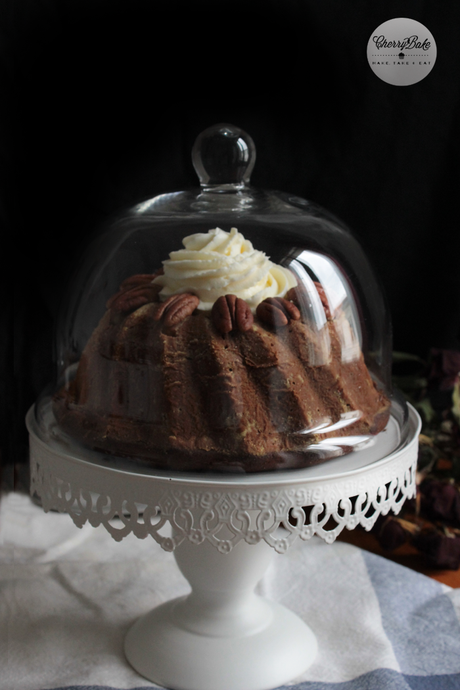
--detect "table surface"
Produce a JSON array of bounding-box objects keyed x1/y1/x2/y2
[{"x1": 338, "y1": 526, "x2": 460, "y2": 588}]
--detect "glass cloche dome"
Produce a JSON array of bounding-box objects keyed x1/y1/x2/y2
[{"x1": 34, "y1": 123, "x2": 409, "y2": 473}]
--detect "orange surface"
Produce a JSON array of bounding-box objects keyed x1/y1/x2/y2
[{"x1": 338, "y1": 526, "x2": 460, "y2": 588}]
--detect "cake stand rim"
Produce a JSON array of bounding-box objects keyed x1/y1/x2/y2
[{"x1": 26, "y1": 402, "x2": 420, "y2": 490}]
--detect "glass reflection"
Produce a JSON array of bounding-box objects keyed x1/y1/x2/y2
[{"x1": 289, "y1": 250, "x2": 362, "y2": 363}]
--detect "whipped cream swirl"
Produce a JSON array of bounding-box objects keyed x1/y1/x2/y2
[{"x1": 153, "y1": 227, "x2": 297, "y2": 311}]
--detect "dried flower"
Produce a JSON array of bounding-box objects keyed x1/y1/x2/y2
[
  {"x1": 374, "y1": 515, "x2": 413, "y2": 551},
  {"x1": 411, "y1": 528, "x2": 460, "y2": 570},
  {"x1": 453, "y1": 378, "x2": 460, "y2": 425},
  {"x1": 427, "y1": 348, "x2": 460, "y2": 392},
  {"x1": 370, "y1": 349, "x2": 460, "y2": 570},
  {"x1": 419, "y1": 478, "x2": 460, "y2": 525}
]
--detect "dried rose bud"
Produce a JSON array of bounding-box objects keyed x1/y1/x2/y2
[
  {"x1": 412, "y1": 528, "x2": 460, "y2": 570},
  {"x1": 374, "y1": 516, "x2": 411, "y2": 551},
  {"x1": 427, "y1": 348, "x2": 460, "y2": 391},
  {"x1": 419, "y1": 479, "x2": 460, "y2": 525}
]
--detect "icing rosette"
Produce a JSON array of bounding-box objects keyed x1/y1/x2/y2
[{"x1": 153, "y1": 227, "x2": 297, "y2": 311}]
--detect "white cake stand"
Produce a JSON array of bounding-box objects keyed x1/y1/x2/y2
[{"x1": 27, "y1": 402, "x2": 421, "y2": 690}]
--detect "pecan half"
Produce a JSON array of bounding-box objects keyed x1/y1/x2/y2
[
  {"x1": 314, "y1": 281, "x2": 332, "y2": 319},
  {"x1": 107, "y1": 270, "x2": 164, "y2": 312},
  {"x1": 108, "y1": 283, "x2": 162, "y2": 312},
  {"x1": 287, "y1": 283, "x2": 332, "y2": 319},
  {"x1": 211, "y1": 295, "x2": 254, "y2": 334},
  {"x1": 154, "y1": 293, "x2": 200, "y2": 329},
  {"x1": 256, "y1": 297, "x2": 301, "y2": 327},
  {"x1": 285, "y1": 287, "x2": 299, "y2": 305}
]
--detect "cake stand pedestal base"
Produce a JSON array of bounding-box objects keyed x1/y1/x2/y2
[
  {"x1": 125, "y1": 536, "x2": 317, "y2": 690},
  {"x1": 27, "y1": 402, "x2": 421, "y2": 690}
]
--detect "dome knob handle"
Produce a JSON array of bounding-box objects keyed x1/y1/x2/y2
[{"x1": 192, "y1": 123, "x2": 256, "y2": 191}]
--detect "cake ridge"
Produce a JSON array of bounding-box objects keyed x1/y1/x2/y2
[{"x1": 187, "y1": 316, "x2": 276, "y2": 457}]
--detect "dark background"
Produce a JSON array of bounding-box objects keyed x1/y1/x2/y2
[{"x1": 4, "y1": 0, "x2": 460, "y2": 487}]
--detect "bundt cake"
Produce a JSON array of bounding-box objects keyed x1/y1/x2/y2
[{"x1": 53, "y1": 227, "x2": 391, "y2": 472}]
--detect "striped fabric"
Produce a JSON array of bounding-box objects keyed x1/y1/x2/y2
[{"x1": 2, "y1": 492, "x2": 459, "y2": 690}]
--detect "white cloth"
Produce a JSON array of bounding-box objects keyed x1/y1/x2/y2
[{"x1": 1, "y1": 491, "x2": 460, "y2": 690}]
